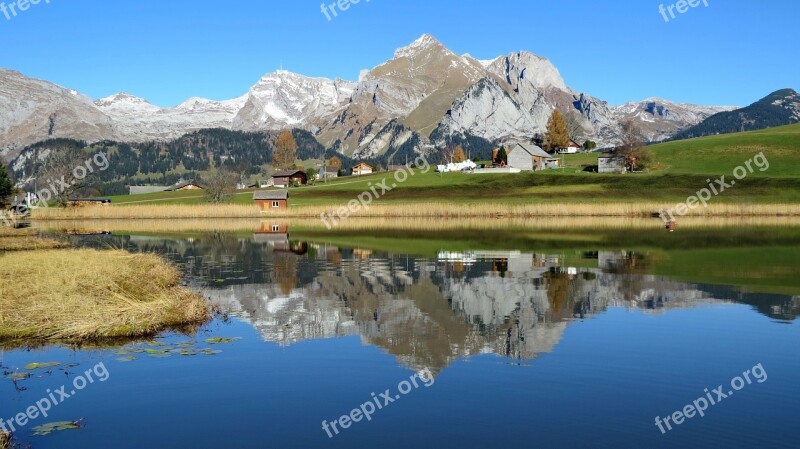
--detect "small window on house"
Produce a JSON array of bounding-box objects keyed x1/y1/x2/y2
[
  {"x1": 272, "y1": 225, "x2": 281, "y2": 232},
  {"x1": 272, "y1": 201, "x2": 280, "y2": 208}
]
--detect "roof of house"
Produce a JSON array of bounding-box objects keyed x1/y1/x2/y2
[
  {"x1": 510, "y1": 143, "x2": 552, "y2": 158},
  {"x1": 352, "y1": 163, "x2": 373, "y2": 170},
  {"x1": 271, "y1": 169, "x2": 306, "y2": 178},
  {"x1": 167, "y1": 181, "x2": 203, "y2": 191},
  {"x1": 324, "y1": 166, "x2": 339, "y2": 173},
  {"x1": 253, "y1": 190, "x2": 289, "y2": 201},
  {"x1": 599, "y1": 152, "x2": 620, "y2": 158}
]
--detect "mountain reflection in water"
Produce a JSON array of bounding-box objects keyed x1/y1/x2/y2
[{"x1": 69, "y1": 228, "x2": 799, "y2": 374}]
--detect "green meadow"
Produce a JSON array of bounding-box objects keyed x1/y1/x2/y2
[{"x1": 103, "y1": 124, "x2": 800, "y2": 207}]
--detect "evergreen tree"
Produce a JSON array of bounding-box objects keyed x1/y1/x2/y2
[
  {"x1": 0, "y1": 165, "x2": 13, "y2": 207},
  {"x1": 495, "y1": 147, "x2": 508, "y2": 165}
]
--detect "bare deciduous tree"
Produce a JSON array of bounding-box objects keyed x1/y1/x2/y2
[
  {"x1": 36, "y1": 145, "x2": 95, "y2": 206},
  {"x1": 203, "y1": 169, "x2": 238, "y2": 203},
  {"x1": 616, "y1": 119, "x2": 653, "y2": 171},
  {"x1": 564, "y1": 110, "x2": 589, "y2": 142}
]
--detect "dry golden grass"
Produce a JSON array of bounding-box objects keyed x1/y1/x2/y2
[
  {"x1": 0, "y1": 226, "x2": 35, "y2": 237},
  {"x1": 29, "y1": 216, "x2": 800, "y2": 236},
  {"x1": 31, "y1": 202, "x2": 800, "y2": 221},
  {"x1": 0, "y1": 431, "x2": 9, "y2": 449},
  {"x1": 0, "y1": 227, "x2": 69, "y2": 251},
  {"x1": 0, "y1": 248, "x2": 210, "y2": 342}
]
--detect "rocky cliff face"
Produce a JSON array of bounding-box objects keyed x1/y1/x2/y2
[
  {"x1": 612, "y1": 98, "x2": 737, "y2": 142},
  {"x1": 0, "y1": 35, "x2": 738, "y2": 162}
]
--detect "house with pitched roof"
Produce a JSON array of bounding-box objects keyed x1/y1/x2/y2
[{"x1": 507, "y1": 143, "x2": 561, "y2": 171}]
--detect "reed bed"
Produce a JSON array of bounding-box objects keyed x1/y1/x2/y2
[
  {"x1": 0, "y1": 248, "x2": 210, "y2": 341},
  {"x1": 30, "y1": 216, "x2": 800, "y2": 236},
  {"x1": 0, "y1": 431, "x2": 9, "y2": 449},
  {"x1": 30, "y1": 202, "x2": 800, "y2": 221}
]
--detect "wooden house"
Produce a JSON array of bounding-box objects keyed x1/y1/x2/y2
[
  {"x1": 271, "y1": 170, "x2": 307, "y2": 187},
  {"x1": 507, "y1": 143, "x2": 560, "y2": 171},
  {"x1": 352, "y1": 163, "x2": 374, "y2": 176},
  {"x1": 253, "y1": 190, "x2": 289, "y2": 211},
  {"x1": 167, "y1": 181, "x2": 204, "y2": 191},
  {"x1": 598, "y1": 153, "x2": 628, "y2": 174}
]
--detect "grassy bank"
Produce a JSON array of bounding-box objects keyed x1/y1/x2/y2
[
  {"x1": 0, "y1": 431, "x2": 9, "y2": 449},
  {"x1": 0, "y1": 228, "x2": 210, "y2": 342}
]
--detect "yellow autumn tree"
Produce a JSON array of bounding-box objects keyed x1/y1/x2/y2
[
  {"x1": 273, "y1": 131, "x2": 298, "y2": 170},
  {"x1": 545, "y1": 110, "x2": 570, "y2": 153},
  {"x1": 327, "y1": 155, "x2": 342, "y2": 169},
  {"x1": 452, "y1": 145, "x2": 467, "y2": 163}
]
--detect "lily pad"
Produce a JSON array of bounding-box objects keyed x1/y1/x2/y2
[
  {"x1": 25, "y1": 362, "x2": 60, "y2": 370},
  {"x1": 204, "y1": 337, "x2": 241, "y2": 345},
  {"x1": 7, "y1": 372, "x2": 31, "y2": 381},
  {"x1": 117, "y1": 356, "x2": 137, "y2": 362},
  {"x1": 201, "y1": 349, "x2": 223, "y2": 355},
  {"x1": 31, "y1": 419, "x2": 84, "y2": 436},
  {"x1": 144, "y1": 349, "x2": 169, "y2": 355}
]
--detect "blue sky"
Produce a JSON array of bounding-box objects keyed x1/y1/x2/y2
[{"x1": 1, "y1": 0, "x2": 796, "y2": 107}]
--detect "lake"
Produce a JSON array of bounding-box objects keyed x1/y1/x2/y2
[{"x1": 2, "y1": 219, "x2": 799, "y2": 448}]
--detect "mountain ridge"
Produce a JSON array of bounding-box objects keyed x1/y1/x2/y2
[{"x1": 0, "y1": 35, "x2": 744, "y2": 162}]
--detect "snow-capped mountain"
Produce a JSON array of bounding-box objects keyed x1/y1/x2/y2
[
  {"x1": 233, "y1": 71, "x2": 355, "y2": 131},
  {"x1": 95, "y1": 93, "x2": 247, "y2": 142},
  {"x1": 0, "y1": 34, "x2": 740, "y2": 162},
  {"x1": 0, "y1": 69, "x2": 114, "y2": 161}
]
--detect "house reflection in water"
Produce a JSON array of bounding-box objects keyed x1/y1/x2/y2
[{"x1": 253, "y1": 221, "x2": 307, "y2": 255}]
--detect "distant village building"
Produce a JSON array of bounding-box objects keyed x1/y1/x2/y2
[
  {"x1": 271, "y1": 170, "x2": 307, "y2": 187},
  {"x1": 128, "y1": 185, "x2": 170, "y2": 195},
  {"x1": 322, "y1": 166, "x2": 339, "y2": 179},
  {"x1": 352, "y1": 163, "x2": 374, "y2": 176},
  {"x1": 598, "y1": 153, "x2": 628, "y2": 174},
  {"x1": 507, "y1": 143, "x2": 561, "y2": 171},
  {"x1": 236, "y1": 182, "x2": 258, "y2": 190},
  {"x1": 167, "y1": 181, "x2": 204, "y2": 191},
  {"x1": 253, "y1": 190, "x2": 289, "y2": 211},
  {"x1": 558, "y1": 139, "x2": 582, "y2": 154}
]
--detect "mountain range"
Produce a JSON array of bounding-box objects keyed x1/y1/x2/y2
[
  {"x1": 0, "y1": 34, "x2": 741, "y2": 163},
  {"x1": 672, "y1": 88, "x2": 800, "y2": 140}
]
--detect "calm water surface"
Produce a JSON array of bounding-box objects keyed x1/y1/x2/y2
[{"x1": 2, "y1": 224, "x2": 799, "y2": 448}]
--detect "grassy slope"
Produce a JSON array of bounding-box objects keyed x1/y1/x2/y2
[{"x1": 102, "y1": 124, "x2": 800, "y2": 207}]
